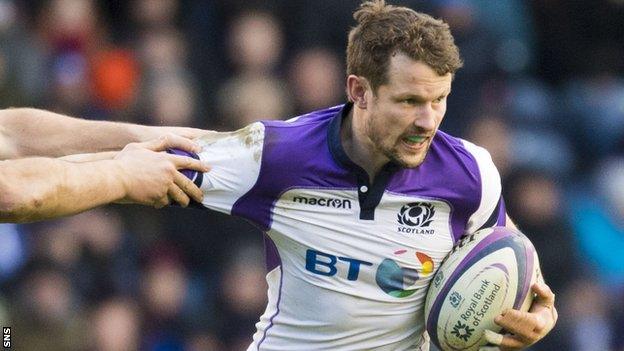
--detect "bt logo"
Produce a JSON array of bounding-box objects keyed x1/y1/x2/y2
[
  {"x1": 305, "y1": 250, "x2": 372, "y2": 281},
  {"x1": 305, "y1": 249, "x2": 434, "y2": 298}
]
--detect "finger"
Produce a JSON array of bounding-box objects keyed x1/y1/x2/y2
[
  {"x1": 552, "y1": 304, "x2": 559, "y2": 324},
  {"x1": 531, "y1": 282, "x2": 556, "y2": 310},
  {"x1": 494, "y1": 310, "x2": 536, "y2": 340},
  {"x1": 173, "y1": 171, "x2": 204, "y2": 203},
  {"x1": 145, "y1": 134, "x2": 202, "y2": 153},
  {"x1": 528, "y1": 283, "x2": 557, "y2": 334},
  {"x1": 153, "y1": 196, "x2": 171, "y2": 209},
  {"x1": 168, "y1": 185, "x2": 190, "y2": 207},
  {"x1": 484, "y1": 330, "x2": 504, "y2": 346},
  {"x1": 166, "y1": 154, "x2": 210, "y2": 173},
  {"x1": 497, "y1": 334, "x2": 526, "y2": 349},
  {"x1": 483, "y1": 330, "x2": 527, "y2": 351}
]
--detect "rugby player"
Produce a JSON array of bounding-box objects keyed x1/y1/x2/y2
[
  {"x1": 0, "y1": 108, "x2": 208, "y2": 223},
  {"x1": 187, "y1": 1, "x2": 557, "y2": 350}
]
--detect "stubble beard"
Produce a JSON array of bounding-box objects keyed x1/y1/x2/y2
[
  {"x1": 384, "y1": 140, "x2": 430, "y2": 168},
  {"x1": 366, "y1": 114, "x2": 432, "y2": 169}
]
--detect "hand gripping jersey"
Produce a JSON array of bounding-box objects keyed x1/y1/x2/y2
[{"x1": 193, "y1": 103, "x2": 506, "y2": 350}]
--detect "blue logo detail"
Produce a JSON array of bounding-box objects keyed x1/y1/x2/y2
[
  {"x1": 305, "y1": 249, "x2": 372, "y2": 281},
  {"x1": 375, "y1": 258, "x2": 420, "y2": 298},
  {"x1": 449, "y1": 291, "x2": 463, "y2": 308},
  {"x1": 433, "y1": 271, "x2": 444, "y2": 288}
]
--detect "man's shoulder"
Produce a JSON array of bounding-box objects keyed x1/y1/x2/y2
[
  {"x1": 431, "y1": 130, "x2": 493, "y2": 165},
  {"x1": 261, "y1": 105, "x2": 343, "y2": 130},
  {"x1": 429, "y1": 130, "x2": 500, "y2": 197},
  {"x1": 198, "y1": 105, "x2": 341, "y2": 156},
  {"x1": 255, "y1": 105, "x2": 342, "y2": 156}
]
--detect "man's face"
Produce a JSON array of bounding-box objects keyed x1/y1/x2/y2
[{"x1": 364, "y1": 54, "x2": 452, "y2": 168}]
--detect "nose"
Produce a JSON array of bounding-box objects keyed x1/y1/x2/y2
[{"x1": 413, "y1": 103, "x2": 437, "y2": 131}]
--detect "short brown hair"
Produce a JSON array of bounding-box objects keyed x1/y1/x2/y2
[{"x1": 347, "y1": 0, "x2": 463, "y2": 92}]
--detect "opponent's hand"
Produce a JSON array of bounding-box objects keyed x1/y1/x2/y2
[
  {"x1": 114, "y1": 134, "x2": 209, "y2": 208},
  {"x1": 147, "y1": 126, "x2": 210, "y2": 141},
  {"x1": 479, "y1": 282, "x2": 558, "y2": 351}
]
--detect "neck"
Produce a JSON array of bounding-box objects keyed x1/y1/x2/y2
[{"x1": 341, "y1": 106, "x2": 389, "y2": 181}]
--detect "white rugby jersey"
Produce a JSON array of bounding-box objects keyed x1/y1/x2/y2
[{"x1": 190, "y1": 103, "x2": 506, "y2": 350}]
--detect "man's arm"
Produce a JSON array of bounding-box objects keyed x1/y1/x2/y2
[
  {"x1": 478, "y1": 214, "x2": 558, "y2": 351},
  {"x1": 461, "y1": 140, "x2": 557, "y2": 350},
  {"x1": 0, "y1": 108, "x2": 207, "y2": 159},
  {"x1": 0, "y1": 135, "x2": 209, "y2": 223}
]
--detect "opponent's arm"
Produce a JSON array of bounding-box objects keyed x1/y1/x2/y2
[
  {"x1": 0, "y1": 157, "x2": 128, "y2": 223},
  {"x1": 0, "y1": 108, "x2": 207, "y2": 159},
  {"x1": 0, "y1": 135, "x2": 209, "y2": 223},
  {"x1": 59, "y1": 151, "x2": 118, "y2": 163}
]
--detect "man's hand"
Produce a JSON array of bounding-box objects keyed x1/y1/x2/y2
[
  {"x1": 114, "y1": 134, "x2": 209, "y2": 208},
  {"x1": 480, "y1": 282, "x2": 558, "y2": 350}
]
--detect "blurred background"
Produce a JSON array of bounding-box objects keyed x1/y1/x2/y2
[{"x1": 0, "y1": 0, "x2": 623, "y2": 350}]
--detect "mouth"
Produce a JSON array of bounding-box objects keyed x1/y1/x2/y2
[{"x1": 401, "y1": 135, "x2": 429, "y2": 150}]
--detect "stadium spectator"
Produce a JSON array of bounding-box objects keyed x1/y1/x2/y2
[
  {"x1": 562, "y1": 279, "x2": 615, "y2": 351},
  {"x1": 216, "y1": 244, "x2": 267, "y2": 349},
  {"x1": 89, "y1": 297, "x2": 141, "y2": 351},
  {"x1": 216, "y1": 10, "x2": 291, "y2": 128},
  {"x1": 568, "y1": 157, "x2": 624, "y2": 292},
  {"x1": 10, "y1": 262, "x2": 86, "y2": 351},
  {"x1": 288, "y1": 47, "x2": 344, "y2": 114},
  {"x1": 141, "y1": 245, "x2": 189, "y2": 350}
]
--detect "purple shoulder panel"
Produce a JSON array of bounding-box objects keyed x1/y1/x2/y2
[
  {"x1": 387, "y1": 131, "x2": 482, "y2": 242},
  {"x1": 231, "y1": 106, "x2": 354, "y2": 230}
]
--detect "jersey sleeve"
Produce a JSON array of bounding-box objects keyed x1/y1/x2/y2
[
  {"x1": 194, "y1": 122, "x2": 265, "y2": 215},
  {"x1": 462, "y1": 140, "x2": 506, "y2": 233}
]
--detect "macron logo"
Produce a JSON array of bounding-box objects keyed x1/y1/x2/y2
[{"x1": 293, "y1": 196, "x2": 352, "y2": 209}]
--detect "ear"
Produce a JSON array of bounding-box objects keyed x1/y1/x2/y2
[{"x1": 346, "y1": 75, "x2": 370, "y2": 109}]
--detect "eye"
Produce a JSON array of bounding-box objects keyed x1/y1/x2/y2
[
  {"x1": 401, "y1": 97, "x2": 422, "y2": 106},
  {"x1": 433, "y1": 96, "x2": 446, "y2": 104}
]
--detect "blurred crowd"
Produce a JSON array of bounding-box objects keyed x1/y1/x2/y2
[{"x1": 0, "y1": 0, "x2": 623, "y2": 350}]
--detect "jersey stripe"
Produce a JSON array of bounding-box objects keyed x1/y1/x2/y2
[{"x1": 257, "y1": 265, "x2": 284, "y2": 350}]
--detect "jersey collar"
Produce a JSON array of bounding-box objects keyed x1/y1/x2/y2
[{"x1": 327, "y1": 102, "x2": 400, "y2": 220}]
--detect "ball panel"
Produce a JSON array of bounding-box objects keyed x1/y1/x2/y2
[{"x1": 514, "y1": 233, "x2": 537, "y2": 309}]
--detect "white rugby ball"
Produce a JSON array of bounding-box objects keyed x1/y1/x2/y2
[{"x1": 424, "y1": 226, "x2": 541, "y2": 351}]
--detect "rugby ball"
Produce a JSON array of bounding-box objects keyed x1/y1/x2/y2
[
  {"x1": 166, "y1": 148, "x2": 201, "y2": 182},
  {"x1": 424, "y1": 226, "x2": 541, "y2": 351}
]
